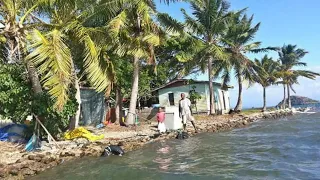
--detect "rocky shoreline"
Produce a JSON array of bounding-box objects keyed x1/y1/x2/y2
[{"x1": 0, "y1": 110, "x2": 293, "y2": 180}]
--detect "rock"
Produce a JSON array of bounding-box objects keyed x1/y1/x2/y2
[
  {"x1": 74, "y1": 138, "x2": 89, "y2": 145},
  {"x1": 28, "y1": 162, "x2": 43, "y2": 172},
  {"x1": 60, "y1": 151, "x2": 66, "y2": 157},
  {"x1": 9, "y1": 167, "x2": 19, "y2": 176},
  {"x1": 41, "y1": 156, "x2": 52, "y2": 164},
  {"x1": 0, "y1": 168, "x2": 7, "y2": 178},
  {"x1": 48, "y1": 161, "x2": 58, "y2": 167},
  {"x1": 34, "y1": 156, "x2": 42, "y2": 162},
  {"x1": 80, "y1": 152, "x2": 85, "y2": 158},
  {"x1": 77, "y1": 144, "x2": 85, "y2": 148},
  {"x1": 37, "y1": 154, "x2": 45, "y2": 159},
  {"x1": 21, "y1": 168, "x2": 35, "y2": 176},
  {"x1": 28, "y1": 155, "x2": 35, "y2": 160},
  {"x1": 243, "y1": 120, "x2": 248, "y2": 125}
]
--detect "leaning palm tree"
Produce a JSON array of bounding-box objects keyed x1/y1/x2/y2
[
  {"x1": 26, "y1": 0, "x2": 119, "y2": 128},
  {"x1": 278, "y1": 44, "x2": 320, "y2": 108},
  {"x1": 221, "y1": 13, "x2": 276, "y2": 112},
  {"x1": 0, "y1": 0, "x2": 45, "y2": 94},
  {"x1": 180, "y1": 0, "x2": 231, "y2": 115},
  {"x1": 253, "y1": 55, "x2": 279, "y2": 112}
]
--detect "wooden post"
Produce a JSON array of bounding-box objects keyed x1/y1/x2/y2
[{"x1": 32, "y1": 114, "x2": 61, "y2": 149}]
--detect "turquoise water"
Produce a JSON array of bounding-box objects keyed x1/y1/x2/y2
[{"x1": 30, "y1": 112, "x2": 320, "y2": 180}]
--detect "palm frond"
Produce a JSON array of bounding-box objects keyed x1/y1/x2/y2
[
  {"x1": 157, "y1": 13, "x2": 184, "y2": 34},
  {"x1": 27, "y1": 29, "x2": 72, "y2": 110},
  {"x1": 82, "y1": 35, "x2": 112, "y2": 93}
]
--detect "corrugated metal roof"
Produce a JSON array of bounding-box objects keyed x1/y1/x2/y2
[{"x1": 152, "y1": 79, "x2": 233, "y2": 92}]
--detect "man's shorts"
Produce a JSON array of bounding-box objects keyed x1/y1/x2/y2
[{"x1": 182, "y1": 114, "x2": 195, "y2": 124}]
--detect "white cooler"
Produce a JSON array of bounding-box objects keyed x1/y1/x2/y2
[{"x1": 164, "y1": 106, "x2": 183, "y2": 130}]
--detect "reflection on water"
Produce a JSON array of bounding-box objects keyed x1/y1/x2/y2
[{"x1": 30, "y1": 112, "x2": 320, "y2": 180}]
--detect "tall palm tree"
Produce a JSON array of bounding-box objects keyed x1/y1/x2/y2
[
  {"x1": 106, "y1": 0, "x2": 170, "y2": 124},
  {"x1": 254, "y1": 55, "x2": 279, "y2": 112},
  {"x1": 180, "y1": 0, "x2": 231, "y2": 115},
  {"x1": 220, "y1": 13, "x2": 276, "y2": 112},
  {"x1": 278, "y1": 44, "x2": 320, "y2": 108}
]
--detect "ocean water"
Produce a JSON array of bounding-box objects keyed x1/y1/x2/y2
[{"x1": 30, "y1": 109, "x2": 320, "y2": 180}]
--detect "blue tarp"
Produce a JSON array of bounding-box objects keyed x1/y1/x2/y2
[
  {"x1": 0, "y1": 124, "x2": 27, "y2": 143},
  {"x1": 25, "y1": 134, "x2": 41, "y2": 151}
]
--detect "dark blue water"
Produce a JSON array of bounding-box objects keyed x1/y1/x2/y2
[{"x1": 30, "y1": 111, "x2": 320, "y2": 180}]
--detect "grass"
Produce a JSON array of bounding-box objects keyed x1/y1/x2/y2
[
  {"x1": 241, "y1": 107, "x2": 277, "y2": 115},
  {"x1": 241, "y1": 109, "x2": 262, "y2": 115}
]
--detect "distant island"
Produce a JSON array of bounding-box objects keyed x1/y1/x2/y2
[{"x1": 277, "y1": 96, "x2": 320, "y2": 107}]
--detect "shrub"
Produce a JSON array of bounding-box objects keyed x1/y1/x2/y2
[{"x1": 0, "y1": 63, "x2": 78, "y2": 137}]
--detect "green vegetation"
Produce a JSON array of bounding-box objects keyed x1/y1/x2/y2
[
  {"x1": 0, "y1": 0, "x2": 319, "y2": 137},
  {"x1": 0, "y1": 64, "x2": 77, "y2": 136},
  {"x1": 277, "y1": 45, "x2": 320, "y2": 109},
  {"x1": 253, "y1": 55, "x2": 279, "y2": 112}
]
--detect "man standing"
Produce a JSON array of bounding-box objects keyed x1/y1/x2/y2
[{"x1": 179, "y1": 93, "x2": 198, "y2": 133}]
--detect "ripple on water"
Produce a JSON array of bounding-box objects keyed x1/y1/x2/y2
[{"x1": 30, "y1": 113, "x2": 320, "y2": 180}]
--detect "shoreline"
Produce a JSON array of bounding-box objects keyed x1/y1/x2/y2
[{"x1": 0, "y1": 109, "x2": 293, "y2": 179}]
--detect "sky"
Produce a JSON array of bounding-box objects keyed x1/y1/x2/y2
[{"x1": 156, "y1": 0, "x2": 320, "y2": 108}]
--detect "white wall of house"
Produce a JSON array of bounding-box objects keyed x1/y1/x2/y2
[{"x1": 158, "y1": 83, "x2": 231, "y2": 114}]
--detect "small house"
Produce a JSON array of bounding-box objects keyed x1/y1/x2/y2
[{"x1": 152, "y1": 79, "x2": 233, "y2": 114}]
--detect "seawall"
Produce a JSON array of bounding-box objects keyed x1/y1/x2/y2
[{"x1": 0, "y1": 109, "x2": 293, "y2": 179}]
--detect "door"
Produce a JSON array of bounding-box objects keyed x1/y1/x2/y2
[{"x1": 168, "y1": 93, "x2": 175, "y2": 106}]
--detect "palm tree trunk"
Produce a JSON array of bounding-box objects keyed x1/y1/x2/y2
[
  {"x1": 69, "y1": 61, "x2": 81, "y2": 130},
  {"x1": 26, "y1": 61, "x2": 43, "y2": 94},
  {"x1": 262, "y1": 86, "x2": 266, "y2": 112},
  {"x1": 208, "y1": 56, "x2": 215, "y2": 115},
  {"x1": 126, "y1": 56, "x2": 140, "y2": 125},
  {"x1": 115, "y1": 86, "x2": 124, "y2": 125},
  {"x1": 282, "y1": 84, "x2": 286, "y2": 109},
  {"x1": 287, "y1": 84, "x2": 291, "y2": 109},
  {"x1": 69, "y1": 78, "x2": 81, "y2": 130},
  {"x1": 234, "y1": 75, "x2": 243, "y2": 111}
]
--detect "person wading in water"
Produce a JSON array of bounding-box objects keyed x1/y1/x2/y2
[{"x1": 179, "y1": 93, "x2": 198, "y2": 133}]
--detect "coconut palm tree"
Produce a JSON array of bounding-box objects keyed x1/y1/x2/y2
[
  {"x1": 278, "y1": 44, "x2": 320, "y2": 108},
  {"x1": 0, "y1": 0, "x2": 46, "y2": 94},
  {"x1": 105, "y1": 0, "x2": 176, "y2": 124},
  {"x1": 220, "y1": 13, "x2": 276, "y2": 112},
  {"x1": 180, "y1": 0, "x2": 231, "y2": 115},
  {"x1": 253, "y1": 55, "x2": 279, "y2": 112},
  {"x1": 25, "y1": 0, "x2": 120, "y2": 129}
]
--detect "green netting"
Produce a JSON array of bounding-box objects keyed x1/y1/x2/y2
[{"x1": 80, "y1": 88, "x2": 106, "y2": 126}]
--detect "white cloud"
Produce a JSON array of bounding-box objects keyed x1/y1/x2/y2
[
  {"x1": 189, "y1": 66, "x2": 320, "y2": 109},
  {"x1": 229, "y1": 66, "x2": 320, "y2": 108}
]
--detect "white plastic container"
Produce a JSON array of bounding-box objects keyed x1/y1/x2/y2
[{"x1": 164, "y1": 106, "x2": 183, "y2": 130}]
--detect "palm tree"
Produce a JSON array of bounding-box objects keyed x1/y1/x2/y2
[
  {"x1": 220, "y1": 13, "x2": 276, "y2": 112},
  {"x1": 106, "y1": 0, "x2": 170, "y2": 124},
  {"x1": 180, "y1": 0, "x2": 231, "y2": 115},
  {"x1": 253, "y1": 55, "x2": 279, "y2": 112},
  {"x1": 278, "y1": 44, "x2": 320, "y2": 108},
  {"x1": 0, "y1": 0, "x2": 45, "y2": 94},
  {"x1": 26, "y1": 0, "x2": 119, "y2": 128}
]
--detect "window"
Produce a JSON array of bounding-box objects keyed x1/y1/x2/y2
[{"x1": 168, "y1": 93, "x2": 174, "y2": 106}]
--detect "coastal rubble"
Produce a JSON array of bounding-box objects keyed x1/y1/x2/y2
[{"x1": 0, "y1": 109, "x2": 293, "y2": 179}]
